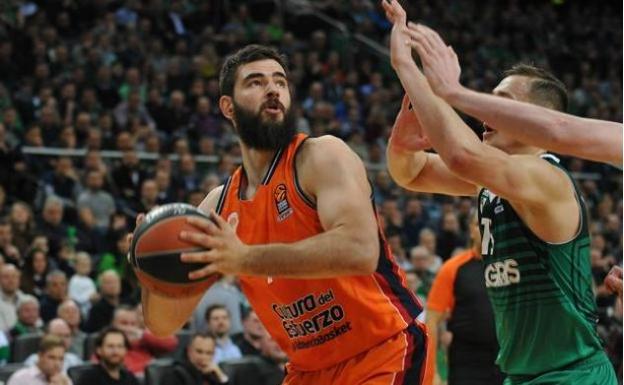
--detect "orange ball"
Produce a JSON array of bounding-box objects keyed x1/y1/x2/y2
[{"x1": 129, "y1": 203, "x2": 220, "y2": 298}]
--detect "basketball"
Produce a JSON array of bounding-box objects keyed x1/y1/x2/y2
[{"x1": 129, "y1": 203, "x2": 220, "y2": 298}]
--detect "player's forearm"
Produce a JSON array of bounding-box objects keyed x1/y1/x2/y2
[
  {"x1": 446, "y1": 87, "x2": 623, "y2": 164},
  {"x1": 240, "y1": 228, "x2": 379, "y2": 278},
  {"x1": 386, "y1": 143, "x2": 427, "y2": 189},
  {"x1": 141, "y1": 289, "x2": 188, "y2": 336},
  {"x1": 394, "y1": 62, "x2": 483, "y2": 164}
]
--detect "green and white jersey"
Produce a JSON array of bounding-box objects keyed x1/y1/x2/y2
[{"x1": 477, "y1": 154, "x2": 603, "y2": 376}]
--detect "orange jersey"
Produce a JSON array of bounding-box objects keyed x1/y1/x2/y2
[{"x1": 217, "y1": 134, "x2": 423, "y2": 371}]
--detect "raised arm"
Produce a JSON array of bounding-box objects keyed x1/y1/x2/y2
[
  {"x1": 403, "y1": 22, "x2": 623, "y2": 166},
  {"x1": 178, "y1": 135, "x2": 380, "y2": 279},
  {"x1": 386, "y1": 95, "x2": 476, "y2": 196},
  {"x1": 449, "y1": 90, "x2": 622, "y2": 165},
  {"x1": 382, "y1": 0, "x2": 580, "y2": 243}
]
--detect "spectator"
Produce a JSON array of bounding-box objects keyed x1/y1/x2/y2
[
  {"x1": 173, "y1": 153, "x2": 201, "y2": 199},
  {"x1": 205, "y1": 304, "x2": 242, "y2": 364},
  {"x1": 0, "y1": 263, "x2": 26, "y2": 331},
  {"x1": 98, "y1": 231, "x2": 138, "y2": 303},
  {"x1": 111, "y1": 305, "x2": 178, "y2": 376},
  {"x1": 41, "y1": 157, "x2": 81, "y2": 208},
  {"x1": 8, "y1": 335, "x2": 72, "y2": 385},
  {"x1": 386, "y1": 230, "x2": 411, "y2": 271},
  {"x1": 192, "y1": 276, "x2": 245, "y2": 336},
  {"x1": 402, "y1": 198, "x2": 428, "y2": 248},
  {"x1": 133, "y1": 179, "x2": 159, "y2": 214},
  {"x1": 409, "y1": 246, "x2": 438, "y2": 298},
  {"x1": 160, "y1": 90, "x2": 191, "y2": 134},
  {"x1": 188, "y1": 96, "x2": 222, "y2": 141},
  {"x1": 76, "y1": 327, "x2": 139, "y2": 385},
  {"x1": 85, "y1": 270, "x2": 121, "y2": 333},
  {"x1": 21, "y1": 248, "x2": 50, "y2": 297},
  {"x1": 37, "y1": 196, "x2": 68, "y2": 260},
  {"x1": 154, "y1": 169, "x2": 175, "y2": 204},
  {"x1": 437, "y1": 212, "x2": 467, "y2": 261},
  {"x1": 255, "y1": 331, "x2": 287, "y2": 385},
  {"x1": 9, "y1": 294, "x2": 43, "y2": 339},
  {"x1": 9, "y1": 201, "x2": 37, "y2": 257},
  {"x1": 40, "y1": 270, "x2": 69, "y2": 323},
  {"x1": 111, "y1": 151, "x2": 146, "y2": 204},
  {"x1": 0, "y1": 218, "x2": 21, "y2": 265},
  {"x1": 418, "y1": 227, "x2": 439, "y2": 257},
  {"x1": 113, "y1": 90, "x2": 155, "y2": 131},
  {"x1": 76, "y1": 170, "x2": 116, "y2": 232},
  {"x1": 57, "y1": 300, "x2": 86, "y2": 358},
  {"x1": 68, "y1": 252, "x2": 97, "y2": 317},
  {"x1": 233, "y1": 309, "x2": 265, "y2": 357},
  {"x1": 25, "y1": 318, "x2": 83, "y2": 372},
  {"x1": 162, "y1": 333, "x2": 229, "y2": 385}
]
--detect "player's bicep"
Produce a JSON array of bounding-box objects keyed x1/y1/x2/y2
[
  {"x1": 301, "y1": 137, "x2": 377, "y2": 235},
  {"x1": 404, "y1": 153, "x2": 477, "y2": 196}
]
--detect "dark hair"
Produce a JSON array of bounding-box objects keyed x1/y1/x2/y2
[
  {"x1": 39, "y1": 334, "x2": 66, "y2": 354},
  {"x1": 219, "y1": 45, "x2": 289, "y2": 97},
  {"x1": 204, "y1": 303, "x2": 229, "y2": 321},
  {"x1": 95, "y1": 326, "x2": 130, "y2": 355},
  {"x1": 189, "y1": 331, "x2": 216, "y2": 346},
  {"x1": 503, "y1": 64, "x2": 568, "y2": 112}
]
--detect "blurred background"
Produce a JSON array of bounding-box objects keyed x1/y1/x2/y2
[{"x1": 0, "y1": 0, "x2": 620, "y2": 384}]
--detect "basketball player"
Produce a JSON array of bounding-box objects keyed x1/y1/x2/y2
[
  {"x1": 135, "y1": 45, "x2": 427, "y2": 385},
  {"x1": 382, "y1": 0, "x2": 618, "y2": 384},
  {"x1": 399, "y1": 21, "x2": 624, "y2": 306}
]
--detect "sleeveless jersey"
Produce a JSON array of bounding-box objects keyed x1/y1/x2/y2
[
  {"x1": 477, "y1": 154, "x2": 604, "y2": 376},
  {"x1": 217, "y1": 134, "x2": 423, "y2": 371}
]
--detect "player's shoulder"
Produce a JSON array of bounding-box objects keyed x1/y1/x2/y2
[
  {"x1": 298, "y1": 135, "x2": 362, "y2": 169},
  {"x1": 197, "y1": 184, "x2": 225, "y2": 213}
]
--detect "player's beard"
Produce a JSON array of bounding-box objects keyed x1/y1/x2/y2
[{"x1": 232, "y1": 100, "x2": 296, "y2": 151}]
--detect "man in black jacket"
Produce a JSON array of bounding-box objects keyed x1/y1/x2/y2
[
  {"x1": 163, "y1": 332, "x2": 229, "y2": 385},
  {"x1": 76, "y1": 327, "x2": 139, "y2": 385}
]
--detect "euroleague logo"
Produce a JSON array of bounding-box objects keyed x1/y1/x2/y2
[{"x1": 274, "y1": 183, "x2": 293, "y2": 222}]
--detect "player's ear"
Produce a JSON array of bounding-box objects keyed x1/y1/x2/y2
[{"x1": 219, "y1": 95, "x2": 234, "y2": 121}]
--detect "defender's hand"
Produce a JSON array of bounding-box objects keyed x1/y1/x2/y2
[
  {"x1": 405, "y1": 23, "x2": 463, "y2": 100},
  {"x1": 382, "y1": 0, "x2": 417, "y2": 70},
  {"x1": 389, "y1": 94, "x2": 431, "y2": 152}
]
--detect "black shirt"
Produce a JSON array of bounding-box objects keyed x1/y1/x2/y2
[
  {"x1": 161, "y1": 361, "x2": 228, "y2": 385},
  {"x1": 232, "y1": 333, "x2": 261, "y2": 357},
  {"x1": 85, "y1": 298, "x2": 116, "y2": 333},
  {"x1": 75, "y1": 365, "x2": 140, "y2": 385}
]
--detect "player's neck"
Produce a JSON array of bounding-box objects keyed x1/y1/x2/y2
[{"x1": 240, "y1": 143, "x2": 278, "y2": 187}]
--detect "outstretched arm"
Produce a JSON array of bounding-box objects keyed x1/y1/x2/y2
[
  {"x1": 404, "y1": 22, "x2": 623, "y2": 166},
  {"x1": 382, "y1": 0, "x2": 580, "y2": 243},
  {"x1": 386, "y1": 94, "x2": 476, "y2": 196},
  {"x1": 450, "y1": 90, "x2": 622, "y2": 165}
]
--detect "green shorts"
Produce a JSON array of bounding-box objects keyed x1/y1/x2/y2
[{"x1": 504, "y1": 352, "x2": 618, "y2": 385}]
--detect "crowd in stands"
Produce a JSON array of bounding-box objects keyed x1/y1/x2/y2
[{"x1": 0, "y1": 0, "x2": 620, "y2": 384}]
